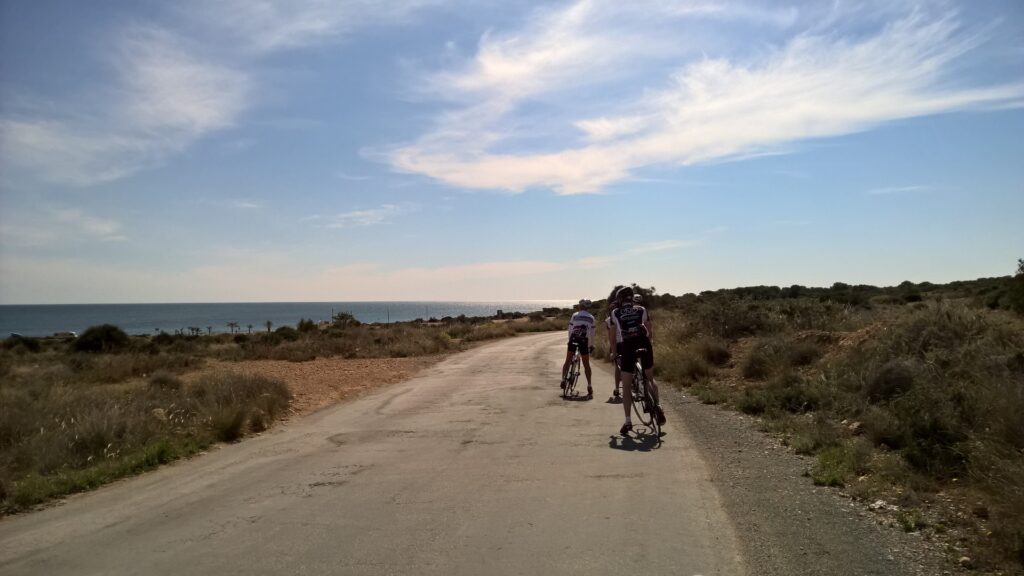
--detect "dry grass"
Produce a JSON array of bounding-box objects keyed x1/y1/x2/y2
[{"x1": 642, "y1": 292, "x2": 1024, "y2": 573}]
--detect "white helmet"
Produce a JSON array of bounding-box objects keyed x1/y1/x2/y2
[{"x1": 632, "y1": 294, "x2": 642, "y2": 304}]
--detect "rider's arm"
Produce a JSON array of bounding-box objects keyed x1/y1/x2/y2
[
  {"x1": 642, "y1": 308, "x2": 654, "y2": 341},
  {"x1": 606, "y1": 319, "x2": 616, "y2": 357}
]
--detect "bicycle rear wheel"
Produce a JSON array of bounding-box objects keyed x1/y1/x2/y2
[
  {"x1": 631, "y1": 368, "x2": 655, "y2": 427},
  {"x1": 564, "y1": 352, "x2": 580, "y2": 398}
]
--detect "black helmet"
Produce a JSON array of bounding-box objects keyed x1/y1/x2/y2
[{"x1": 616, "y1": 286, "x2": 634, "y2": 302}]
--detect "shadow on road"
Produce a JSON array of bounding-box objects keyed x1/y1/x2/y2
[
  {"x1": 561, "y1": 393, "x2": 594, "y2": 402},
  {"x1": 607, "y1": 432, "x2": 661, "y2": 452}
]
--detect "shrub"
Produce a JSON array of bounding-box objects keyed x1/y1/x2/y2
[
  {"x1": 273, "y1": 326, "x2": 300, "y2": 342},
  {"x1": 766, "y1": 372, "x2": 824, "y2": 413},
  {"x1": 297, "y1": 318, "x2": 318, "y2": 333},
  {"x1": 73, "y1": 324, "x2": 130, "y2": 353},
  {"x1": 864, "y1": 360, "x2": 917, "y2": 402},
  {"x1": 148, "y1": 371, "x2": 182, "y2": 391},
  {"x1": 786, "y1": 341, "x2": 822, "y2": 367},
  {"x1": 695, "y1": 338, "x2": 731, "y2": 366},
  {"x1": 3, "y1": 336, "x2": 41, "y2": 353},
  {"x1": 737, "y1": 388, "x2": 768, "y2": 415},
  {"x1": 742, "y1": 344, "x2": 778, "y2": 380}
]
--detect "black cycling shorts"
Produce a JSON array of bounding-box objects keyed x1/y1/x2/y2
[
  {"x1": 568, "y1": 337, "x2": 590, "y2": 355},
  {"x1": 620, "y1": 336, "x2": 653, "y2": 374}
]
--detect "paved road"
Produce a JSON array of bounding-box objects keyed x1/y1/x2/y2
[{"x1": 0, "y1": 333, "x2": 745, "y2": 576}]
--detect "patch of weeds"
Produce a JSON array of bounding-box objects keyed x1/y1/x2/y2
[
  {"x1": 737, "y1": 388, "x2": 768, "y2": 415},
  {"x1": 810, "y1": 440, "x2": 872, "y2": 487},
  {"x1": 692, "y1": 384, "x2": 728, "y2": 405},
  {"x1": 786, "y1": 341, "x2": 823, "y2": 367},
  {"x1": 695, "y1": 338, "x2": 731, "y2": 367},
  {"x1": 895, "y1": 510, "x2": 928, "y2": 532}
]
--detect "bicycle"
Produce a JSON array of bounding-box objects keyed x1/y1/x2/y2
[
  {"x1": 629, "y1": 348, "x2": 660, "y2": 437},
  {"x1": 563, "y1": 343, "x2": 582, "y2": 399}
]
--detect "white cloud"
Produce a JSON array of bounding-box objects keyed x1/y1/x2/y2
[
  {"x1": 193, "y1": 0, "x2": 445, "y2": 52},
  {"x1": 0, "y1": 27, "x2": 249, "y2": 186},
  {"x1": 389, "y1": 3, "x2": 1024, "y2": 194},
  {"x1": 0, "y1": 207, "x2": 126, "y2": 248},
  {"x1": 311, "y1": 204, "x2": 406, "y2": 228},
  {"x1": 627, "y1": 240, "x2": 698, "y2": 254},
  {"x1": 866, "y1": 185, "x2": 930, "y2": 195}
]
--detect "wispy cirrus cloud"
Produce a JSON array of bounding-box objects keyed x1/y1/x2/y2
[
  {"x1": 866, "y1": 185, "x2": 931, "y2": 195},
  {"x1": 0, "y1": 206, "x2": 126, "y2": 248},
  {"x1": 389, "y1": 2, "x2": 1024, "y2": 194},
  {"x1": 190, "y1": 0, "x2": 445, "y2": 53},
  {"x1": 0, "y1": 27, "x2": 249, "y2": 186},
  {"x1": 307, "y1": 203, "x2": 408, "y2": 228},
  {"x1": 1, "y1": 1, "x2": 443, "y2": 188}
]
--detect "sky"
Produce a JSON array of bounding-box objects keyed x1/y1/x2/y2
[{"x1": 0, "y1": 0, "x2": 1022, "y2": 304}]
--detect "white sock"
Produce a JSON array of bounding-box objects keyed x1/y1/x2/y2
[{"x1": 624, "y1": 416, "x2": 632, "y2": 424}]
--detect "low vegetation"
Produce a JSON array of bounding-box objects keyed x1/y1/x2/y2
[
  {"x1": 592, "y1": 266, "x2": 1024, "y2": 574},
  {"x1": 0, "y1": 310, "x2": 570, "y2": 513}
]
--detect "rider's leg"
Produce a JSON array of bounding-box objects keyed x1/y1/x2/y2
[
  {"x1": 614, "y1": 362, "x2": 621, "y2": 394},
  {"x1": 561, "y1": 350, "x2": 573, "y2": 383},
  {"x1": 621, "y1": 372, "x2": 634, "y2": 421},
  {"x1": 582, "y1": 355, "x2": 592, "y2": 388}
]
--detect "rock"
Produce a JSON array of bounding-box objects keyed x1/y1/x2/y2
[
  {"x1": 958, "y1": 556, "x2": 973, "y2": 569},
  {"x1": 151, "y1": 408, "x2": 167, "y2": 422},
  {"x1": 848, "y1": 421, "x2": 864, "y2": 435}
]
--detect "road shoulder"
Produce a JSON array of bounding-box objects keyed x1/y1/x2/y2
[{"x1": 663, "y1": 387, "x2": 949, "y2": 576}]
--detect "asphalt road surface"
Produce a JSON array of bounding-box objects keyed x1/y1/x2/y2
[{"x1": 0, "y1": 333, "x2": 745, "y2": 575}]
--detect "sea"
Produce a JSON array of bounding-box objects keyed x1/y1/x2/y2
[{"x1": 0, "y1": 301, "x2": 574, "y2": 337}]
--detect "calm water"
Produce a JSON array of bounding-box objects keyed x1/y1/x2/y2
[{"x1": 0, "y1": 301, "x2": 573, "y2": 337}]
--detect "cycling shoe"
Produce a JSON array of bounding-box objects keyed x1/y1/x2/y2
[{"x1": 619, "y1": 422, "x2": 633, "y2": 436}]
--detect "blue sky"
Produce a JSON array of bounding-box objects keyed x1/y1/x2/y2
[{"x1": 1, "y1": 0, "x2": 1022, "y2": 304}]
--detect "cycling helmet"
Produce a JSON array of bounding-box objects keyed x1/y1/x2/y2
[
  {"x1": 632, "y1": 294, "x2": 643, "y2": 304},
  {"x1": 616, "y1": 286, "x2": 634, "y2": 302},
  {"x1": 578, "y1": 298, "x2": 592, "y2": 309}
]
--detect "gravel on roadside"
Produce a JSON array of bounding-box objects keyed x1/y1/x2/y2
[{"x1": 663, "y1": 387, "x2": 953, "y2": 576}]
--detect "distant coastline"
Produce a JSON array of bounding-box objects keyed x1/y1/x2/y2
[{"x1": 0, "y1": 300, "x2": 575, "y2": 337}]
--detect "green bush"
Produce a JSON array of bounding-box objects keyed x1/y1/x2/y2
[
  {"x1": 742, "y1": 343, "x2": 778, "y2": 380},
  {"x1": 73, "y1": 324, "x2": 130, "y2": 353}
]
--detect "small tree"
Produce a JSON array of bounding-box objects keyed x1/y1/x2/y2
[
  {"x1": 227, "y1": 321, "x2": 238, "y2": 334},
  {"x1": 265, "y1": 320, "x2": 273, "y2": 333},
  {"x1": 247, "y1": 324, "x2": 253, "y2": 334},
  {"x1": 1009, "y1": 258, "x2": 1024, "y2": 315}
]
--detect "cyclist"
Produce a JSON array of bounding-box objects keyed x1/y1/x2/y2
[
  {"x1": 605, "y1": 286, "x2": 624, "y2": 399},
  {"x1": 561, "y1": 298, "x2": 596, "y2": 399},
  {"x1": 610, "y1": 286, "x2": 666, "y2": 435}
]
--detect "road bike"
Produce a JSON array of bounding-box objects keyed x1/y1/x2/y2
[
  {"x1": 563, "y1": 343, "x2": 582, "y2": 399},
  {"x1": 629, "y1": 348, "x2": 660, "y2": 437}
]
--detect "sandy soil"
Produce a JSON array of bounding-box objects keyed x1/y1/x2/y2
[{"x1": 186, "y1": 355, "x2": 447, "y2": 417}]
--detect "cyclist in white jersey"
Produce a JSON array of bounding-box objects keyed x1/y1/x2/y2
[{"x1": 561, "y1": 299, "x2": 596, "y2": 399}]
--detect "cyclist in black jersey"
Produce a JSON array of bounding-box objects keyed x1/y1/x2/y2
[{"x1": 610, "y1": 286, "x2": 666, "y2": 435}]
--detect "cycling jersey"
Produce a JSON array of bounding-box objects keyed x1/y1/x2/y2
[
  {"x1": 611, "y1": 303, "x2": 649, "y2": 342},
  {"x1": 567, "y1": 310, "x2": 596, "y2": 342}
]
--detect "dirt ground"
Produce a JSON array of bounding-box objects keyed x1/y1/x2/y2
[{"x1": 187, "y1": 355, "x2": 447, "y2": 417}]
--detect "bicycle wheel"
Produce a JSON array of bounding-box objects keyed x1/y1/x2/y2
[
  {"x1": 631, "y1": 368, "x2": 655, "y2": 426},
  {"x1": 564, "y1": 352, "x2": 580, "y2": 398},
  {"x1": 644, "y1": 384, "x2": 661, "y2": 437}
]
